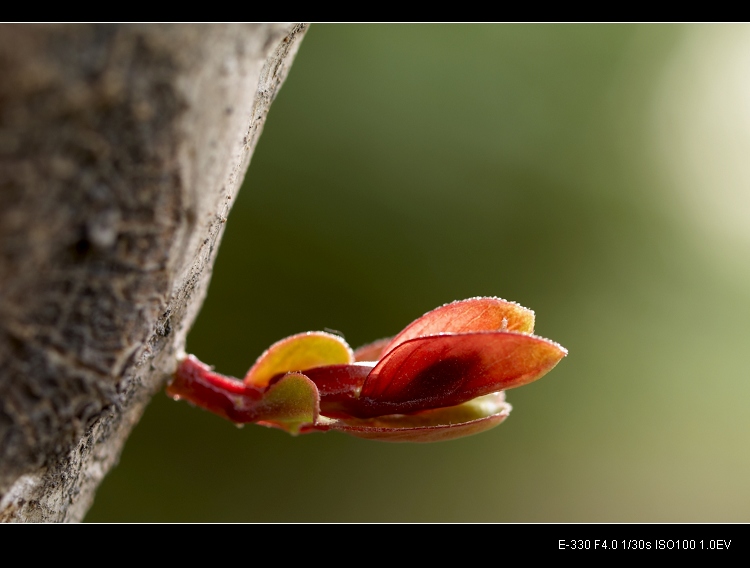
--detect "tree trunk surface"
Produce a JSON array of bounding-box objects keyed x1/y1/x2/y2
[{"x1": 0, "y1": 22, "x2": 308, "y2": 522}]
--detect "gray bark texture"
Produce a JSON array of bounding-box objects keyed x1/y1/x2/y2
[{"x1": 0, "y1": 22, "x2": 308, "y2": 522}]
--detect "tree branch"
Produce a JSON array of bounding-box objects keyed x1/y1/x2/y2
[{"x1": 0, "y1": 22, "x2": 308, "y2": 522}]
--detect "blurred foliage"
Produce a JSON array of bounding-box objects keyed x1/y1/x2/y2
[{"x1": 85, "y1": 24, "x2": 750, "y2": 522}]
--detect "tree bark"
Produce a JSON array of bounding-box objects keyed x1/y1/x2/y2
[{"x1": 0, "y1": 22, "x2": 308, "y2": 522}]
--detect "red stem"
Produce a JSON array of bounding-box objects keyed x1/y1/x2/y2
[{"x1": 167, "y1": 355, "x2": 266, "y2": 423}]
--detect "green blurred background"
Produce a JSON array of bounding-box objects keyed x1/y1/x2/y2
[{"x1": 85, "y1": 24, "x2": 750, "y2": 522}]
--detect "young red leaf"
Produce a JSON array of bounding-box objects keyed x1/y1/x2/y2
[
  {"x1": 300, "y1": 362, "x2": 374, "y2": 397},
  {"x1": 317, "y1": 392, "x2": 512, "y2": 442},
  {"x1": 300, "y1": 363, "x2": 374, "y2": 419},
  {"x1": 353, "y1": 337, "x2": 393, "y2": 362},
  {"x1": 381, "y1": 296, "x2": 536, "y2": 356},
  {"x1": 356, "y1": 331, "x2": 567, "y2": 416}
]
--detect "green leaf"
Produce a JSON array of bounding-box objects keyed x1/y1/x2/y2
[
  {"x1": 244, "y1": 331, "x2": 353, "y2": 388},
  {"x1": 254, "y1": 372, "x2": 321, "y2": 435}
]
